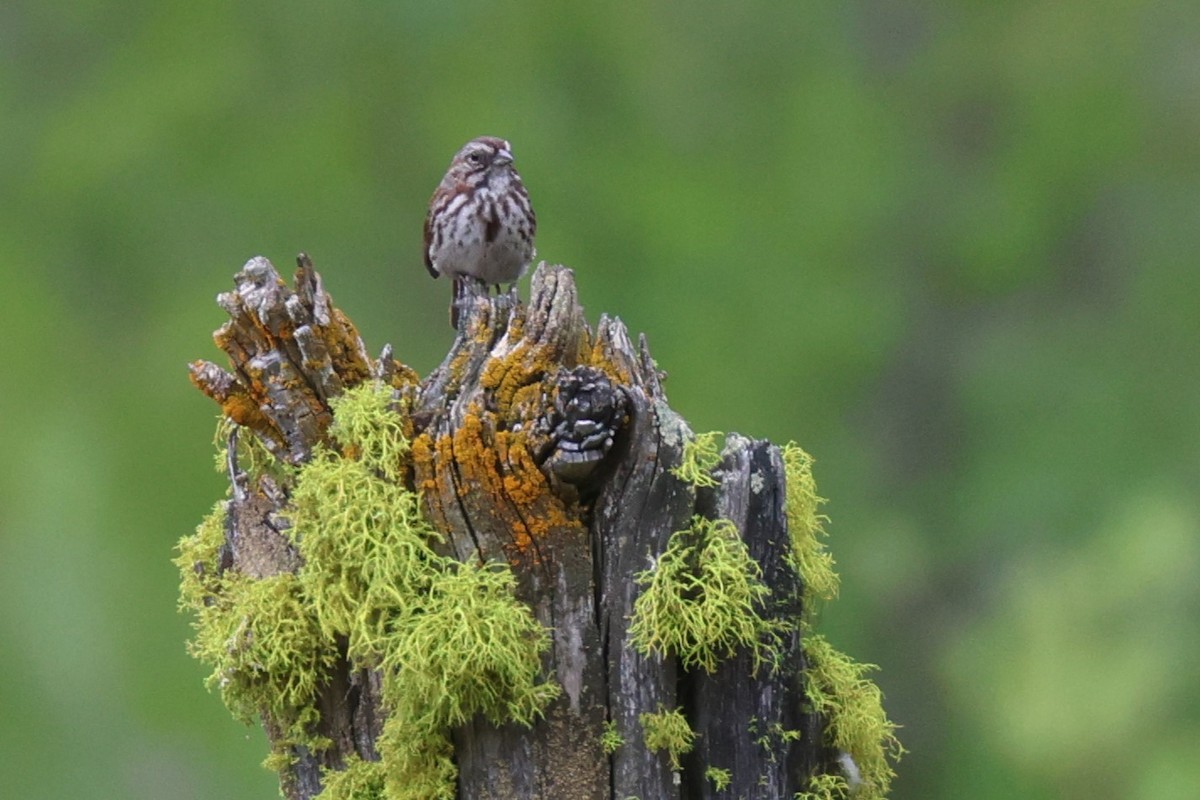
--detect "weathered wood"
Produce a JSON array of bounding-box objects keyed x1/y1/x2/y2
[
  {"x1": 190, "y1": 255, "x2": 394, "y2": 798},
  {"x1": 683, "y1": 435, "x2": 827, "y2": 797},
  {"x1": 189, "y1": 254, "x2": 378, "y2": 465},
  {"x1": 592, "y1": 376, "x2": 696, "y2": 798},
  {"x1": 184, "y1": 254, "x2": 874, "y2": 800}
]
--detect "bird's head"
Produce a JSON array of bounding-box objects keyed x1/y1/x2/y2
[{"x1": 450, "y1": 136, "x2": 515, "y2": 179}]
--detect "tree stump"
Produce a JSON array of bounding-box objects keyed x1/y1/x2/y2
[{"x1": 179, "y1": 254, "x2": 901, "y2": 800}]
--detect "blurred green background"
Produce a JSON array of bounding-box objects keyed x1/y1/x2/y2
[{"x1": 2, "y1": 1, "x2": 1198, "y2": 798}]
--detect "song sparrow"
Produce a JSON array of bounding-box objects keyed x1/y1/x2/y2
[{"x1": 423, "y1": 136, "x2": 537, "y2": 327}]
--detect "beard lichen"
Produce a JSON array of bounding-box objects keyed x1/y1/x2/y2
[
  {"x1": 176, "y1": 380, "x2": 558, "y2": 799},
  {"x1": 673, "y1": 430, "x2": 725, "y2": 487},
  {"x1": 780, "y1": 444, "x2": 902, "y2": 798},
  {"x1": 625, "y1": 435, "x2": 901, "y2": 796},
  {"x1": 177, "y1": 504, "x2": 333, "y2": 749},
  {"x1": 364, "y1": 563, "x2": 559, "y2": 799},
  {"x1": 288, "y1": 440, "x2": 442, "y2": 665},
  {"x1": 639, "y1": 705, "x2": 696, "y2": 771},
  {"x1": 186, "y1": 571, "x2": 337, "y2": 746},
  {"x1": 313, "y1": 754, "x2": 386, "y2": 800},
  {"x1": 600, "y1": 719, "x2": 624, "y2": 754},
  {"x1": 797, "y1": 635, "x2": 904, "y2": 800},
  {"x1": 705, "y1": 765, "x2": 733, "y2": 791},
  {"x1": 781, "y1": 442, "x2": 838, "y2": 606},
  {"x1": 629, "y1": 515, "x2": 783, "y2": 674},
  {"x1": 378, "y1": 562, "x2": 559, "y2": 732},
  {"x1": 175, "y1": 501, "x2": 228, "y2": 608}
]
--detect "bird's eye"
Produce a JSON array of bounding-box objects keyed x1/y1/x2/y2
[{"x1": 466, "y1": 152, "x2": 484, "y2": 165}]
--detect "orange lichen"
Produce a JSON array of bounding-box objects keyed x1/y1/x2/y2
[
  {"x1": 220, "y1": 392, "x2": 268, "y2": 429},
  {"x1": 388, "y1": 361, "x2": 422, "y2": 394},
  {"x1": 450, "y1": 412, "x2": 508, "y2": 505},
  {"x1": 410, "y1": 399, "x2": 581, "y2": 562},
  {"x1": 507, "y1": 382, "x2": 549, "y2": 419},
  {"x1": 583, "y1": 339, "x2": 636, "y2": 388},
  {"x1": 505, "y1": 310, "x2": 526, "y2": 342},
  {"x1": 477, "y1": 313, "x2": 571, "y2": 417},
  {"x1": 506, "y1": 518, "x2": 535, "y2": 557},
  {"x1": 498, "y1": 437, "x2": 545, "y2": 507},
  {"x1": 326, "y1": 309, "x2": 373, "y2": 383},
  {"x1": 410, "y1": 433, "x2": 438, "y2": 493},
  {"x1": 446, "y1": 345, "x2": 476, "y2": 388},
  {"x1": 408, "y1": 431, "x2": 455, "y2": 538},
  {"x1": 495, "y1": 431, "x2": 575, "y2": 542}
]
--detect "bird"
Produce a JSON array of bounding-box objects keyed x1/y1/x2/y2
[{"x1": 423, "y1": 136, "x2": 537, "y2": 327}]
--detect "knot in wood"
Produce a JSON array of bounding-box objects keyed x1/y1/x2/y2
[{"x1": 539, "y1": 366, "x2": 628, "y2": 483}]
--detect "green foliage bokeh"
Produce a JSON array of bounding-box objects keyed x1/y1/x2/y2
[{"x1": 2, "y1": 2, "x2": 1197, "y2": 798}]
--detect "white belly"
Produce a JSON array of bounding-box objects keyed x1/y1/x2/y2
[{"x1": 429, "y1": 186, "x2": 534, "y2": 285}]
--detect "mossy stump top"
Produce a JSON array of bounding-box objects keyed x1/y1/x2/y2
[{"x1": 181, "y1": 254, "x2": 901, "y2": 800}]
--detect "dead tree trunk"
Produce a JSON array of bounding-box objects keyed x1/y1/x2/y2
[{"x1": 182, "y1": 254, "x2": 897, "y2": 800}]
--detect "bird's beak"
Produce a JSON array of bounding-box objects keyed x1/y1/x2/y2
[{"x1": 494, "y1": 148, "x2": 514, "y2": 166}]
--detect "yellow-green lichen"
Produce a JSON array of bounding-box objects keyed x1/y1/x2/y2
[
  {"x1": 356, "y1": 559, "x2": 558, "y2": 800},
  {"x1": 326, "y1": 381, "x2": 410, "y2": 481},
  {"x1": 379, "y1": 561, "x2": 559, "y2": 732},
  {"x1": 377, "y1": 721, "x2": 457, "y2": 800},
  {"x1": 705, "y1": 765, "x2": 732, "y2": 791},
  {"x1": 314, "y1": 754, "x2": 386, "y2": 800},
  {"x1": 795, "y1": 772, "x2": 854, "y2": 800},
  {"x1": 176, "y1": 498, "x2": 332, "y2": 757},
  {"x1": 640, "y1": 706, "x2": 696, "y2": 771},
  {"x1": 600, "y1": 720, "x2": 624, "y2": 754},
  {"x1": 749, "y1": 717, "x2": 803, "y2": 753},
  {"x1": 289, "y1": 443, "x2": 442, "y2": 664},
  {"x1": 180, "y1": 381, "x2": 560, "y2": 797},
  {"x1": 175, "y1": 501, "x2": 228, "y2": 611},
  {"x1": 305, "y1": 383, "x2": 556, "y2": 796},
  {"x1": 782, "y1": 443, "x2": 839, "y2": 605},
  {"x1": 187, "y1": 572, "x2": 336, "y2": 740},
  {"x1": 630, "y1": 516, "x2": 782, "y2": 673},
  {"x1": 801, "y1": 635, "x2": 903, "y2": 799},
  {"x1": 673, "y1": 430, "x2": 724, "y2": 487}
]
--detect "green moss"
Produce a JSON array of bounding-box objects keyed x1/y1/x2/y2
[
  {"x1": 326, "y1": 381, "x2": 409, "y2": 482},
  {"x1": 314, "y1": 755, "x2": 386, "y2": 800},
  {"x1": 630, "y1": 516, "x2": 782, "y2": 673},
  {"x1": 802, "y1": 635, "x2": 903, "y2": 799},
  {"x1": 377, "y1": 723, "x2": 457, "y2": 800},
  {"x1": 180, "y1": 382, "x2": 559, "y2": 797},
  {"x1": 600, "y1": 720, "x2": 624, "y2": 754},
  {"x1": 795, "y1": 772, "x2": 853, "y2": 800},
  {"x1": 287, "y1": 380, "x2": 442, "y2": 664},
  {"x1": 705, "y1": 765, "x2": 732, "y2": 790},
  {"x1": 640, "y1": 706, "x2": 696, "y2": 771},
  {"x1": 379, "y1": 561, "x2": 558, "y2": 731},
  {"x1": 187, "y1": 572, "x2": 336, "y2": 742},
  {"x1": 782, "y1": 443, "x2": 839, "y2": 605},
  {"x1": 289, "y1": 444, "x2": 443, "y2": 664},
  {"x1": 673, "y1": 430, "x2": 724, "y2": 487},
  {"x1": 175, "y1": 501, "x2": 228, "y2": 612}
]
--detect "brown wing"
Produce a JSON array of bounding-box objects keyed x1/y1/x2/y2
[
  {"x1": 422, "y1": 200, "x2": 438, "y2": 278},
  {"x1": 515, "y1": 176, "x2": 536, "y2": 239}
]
